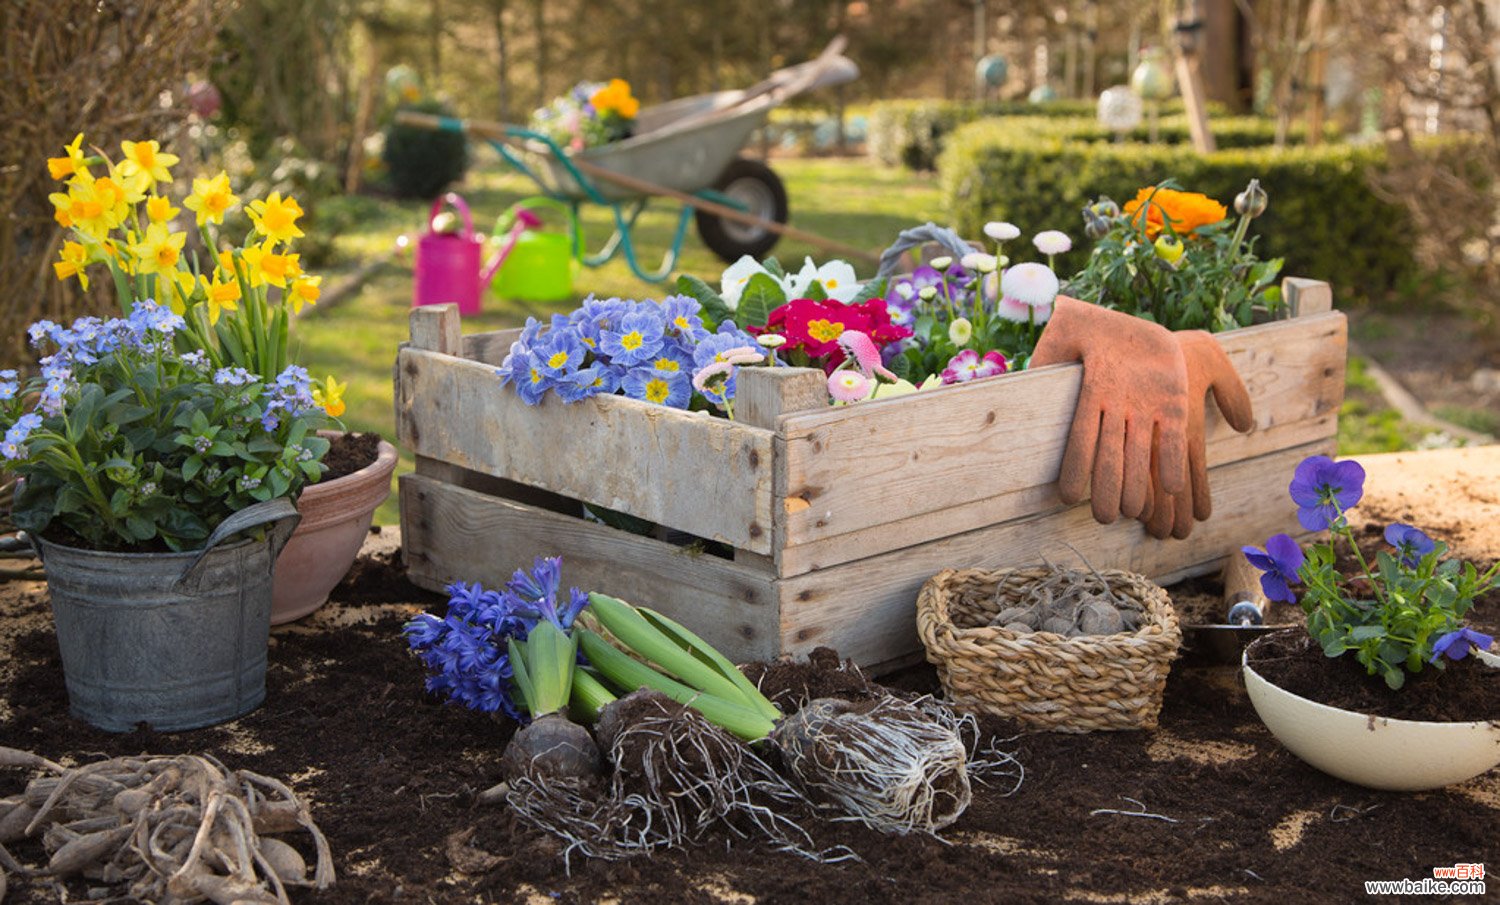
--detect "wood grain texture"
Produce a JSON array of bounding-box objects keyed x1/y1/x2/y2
[
  {"x1": 1283, "y1": 277, "x2": 1334, "y2": 316},
  {"x1": 776, "y1": 439, "x2": 1336, "y2": 668},
  {"x1": 461, "y1": 328, "x2": 522, "y2": 366},
  {"x1": 774, "y1": 311, "x2": 1346, "y2": 572},
  {"x1": 736, "y1": 367, "x2": 829, "y2": 431},
  {"x1": 400, "y1": 474, "x2": 780, "y2": 663},
  {"x1": 396, "y1": 347, "x2": 776, "y2": 553},
  {"x1": 409, "y1": 304, "x2": 461, "y2": 354}
]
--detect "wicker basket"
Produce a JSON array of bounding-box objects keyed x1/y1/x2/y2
[{"x1": 916, "y1": 567, "x2": 1183, "y2": 732}]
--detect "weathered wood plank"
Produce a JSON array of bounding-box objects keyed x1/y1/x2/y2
[
  {"x1": 776, "y1": 439, "x2": 1336, "y2": 669},
  {"x1": 400, "y1": 474, "x2": 780, "y2": 663},
  {"x1": 736, "y1": 367, "x2": 828, "y2": 431},
  {"x1": 1283, "y1": 277, "x2": 1334, "y2": 316},
  {"x1": 776, "y1": 312, "x2": 1346, "y2": 565},
  {"x1": 409, "y1": 304, "x2": 461, "y2": 354},
  {"x1": 461, "y1": 328, "x2": 522, "y2": 366},
  {"x1": 396, "y1": 347, "x2": 776, "y2": 553}
]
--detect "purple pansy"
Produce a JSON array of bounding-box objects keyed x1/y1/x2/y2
[
  {"x1": 1242, "y1": 533, "x2": 1306, "y2": 603},
  {"x1": 1429, "y1": 627, "x2": 1494, "y2": 664},
  {"x1": 1288, "y1": 455, "x2": 1366, "y2": 531},
  {"x1": 1384, "y1": 522, "x2": 1436, "y2": 568}
]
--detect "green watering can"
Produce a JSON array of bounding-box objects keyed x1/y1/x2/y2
[{"x1": 491, "y1": 197, "x2": 577, "y2": 303}]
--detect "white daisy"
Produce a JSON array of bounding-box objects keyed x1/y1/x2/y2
[
  {"x1": 984, "y1": 221, "x2": 1021, "y2": 242},
  {"x1": 999, "y1": 262, "x2": 1060, "y2": 309},
  {"x1": 1032, "y1": 230, "x2": 1073, "y2": 256}
]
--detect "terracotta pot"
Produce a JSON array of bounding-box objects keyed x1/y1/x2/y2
[
  {"x1": 271, "y1": 435, "x2": 398, "y2": 624},
  {"x1": 1242, "y1": 637, "x2": 1500, "y2": 791}
]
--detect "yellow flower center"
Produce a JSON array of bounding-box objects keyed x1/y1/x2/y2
[
  {"x1": 653, "y1": 358, "x2": 680, "y2": 372},
  {"x1": 619, "y1": 331, "x2": 643, "y2": 351},
  {"x1": 548, "y1": 351, "x2": 571, "y2": 369},
  {"x1": 644, "y1": 379, "x2": 671, "y2": 404},
  {"x1": 674, "y1": 316, "x2": 692, "y2": 331},
  {"x1": 529, "y1": 369, "x2": 544, "y2": 385},
  {"x1": 155, "y1": 246, "x2": 178, "y2": 268},
  {"x1": 206, "y1": 191, "x2": 232, "y2": 215},
  {"x1": 807, "y1": 319, "x2": 844, "y2": 343},
  {"x1": 825, "y1": 279, "x2": 839, "y2": 290}
]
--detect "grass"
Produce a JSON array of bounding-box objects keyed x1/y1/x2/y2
[{"x1": 291, "y1": 153, "x2": 1423, "y2": 525}]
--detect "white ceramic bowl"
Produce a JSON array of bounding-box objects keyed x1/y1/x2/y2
[{"x1": 1242, "y1": 648, "x2": 1500, "y2": 791}]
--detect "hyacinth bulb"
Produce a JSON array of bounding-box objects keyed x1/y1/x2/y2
[{"x1": 1235, "y1": 179, "x2": 1268, "y2": 218}]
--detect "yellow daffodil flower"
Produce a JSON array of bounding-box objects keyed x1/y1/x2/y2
[
  {"x1": 49, "y1": 172, "x2": 122, "y2": 240},
  {"x1": 145, "y1": 195, "x2": 179, "y2": 224},
  {"x1": 101, "y1": 168, "x2": 148, "y2": 206},
  {"x1": 118, "y1": 140, "x2": 179, "y2": 185},
  {"x1": 165, "y1": 269, "x2": 197, "y2": 314},
  {"x1": 311, "y1": 374, "x2": 346, "y2": 417},
  {"x1": 287, "y1": 274, "x2": 322, "y2": 313},
  {"x1": 241, "y1": 241, "x2": 299, "y2": 288},
  {"x1": 46, "y1": 133, "x2": 87, "y2": 181},
  {"x1": 129, "y1": 223, "x2": 187, "y2": 275},
  {"x1": 216, "y1": 249, "x2": 239, "y2": 279},
  {"x1": 200, "y1": 273, "x2": 242, "y2": 324},
  {"x1": 53, "y1": 241, "x2": 90, "y2": 290},
  {"x1": 184, "y1": 172, "x2": 239, "y2": 226},
  {"x1": 247, "y1": 192, "x2": 305, "y2": 244}
]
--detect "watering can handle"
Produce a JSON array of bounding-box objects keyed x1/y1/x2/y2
[
  {"x1": 428, "y1": 192, "x2": 476, "y2": 240},
  {"x1": 875, "y1": 223, "x2": 978, "y2": 280},
  {"x1": 175, "y1": 497, "x2": 302, "y2": 593}
]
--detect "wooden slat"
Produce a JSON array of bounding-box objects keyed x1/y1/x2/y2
[
  {"x1": 410, "y1": 304, "x2": 461, "y2": 354},
  {"x1": 777, "y1": 439, "x2": 1336, "y2": 669},
  {"x1": 462, "y1": 328, "x2": 522, "y2": 365},
  {"x1": 774, "y1": 312, "x2": 1346, "y2": 573},
  {"x1": 1283, "y1": 277, "x2": 1334, "y2": 316},
  {"x1": 400, "y1": 474, "x2": 780, "y2": 663},
  {"x1": 396, "y1": 347, "x2": 776, "y2": 553}
]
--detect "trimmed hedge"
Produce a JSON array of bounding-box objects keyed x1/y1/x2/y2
[
  {"x1": 868, "y1": 98, "x2": 1238, "y2": 170},
  {"x1": 938, "y1": 117, "x2": 1476, "y2": 300}
]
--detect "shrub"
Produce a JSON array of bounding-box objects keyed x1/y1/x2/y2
[
  {"x1": 867, "y1": 98, "x2": 1238, "y2": 170},
  {"x1": 382, "y1": 99, "x2": 470, "y2": 200},
  {"x1": 939, "y1": 117, "x2": 1479, "y2": 300}
]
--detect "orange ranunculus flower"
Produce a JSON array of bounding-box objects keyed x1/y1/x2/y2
[{"x1": 1122, "y1": 187, "x2": 1228, "y2": 238}]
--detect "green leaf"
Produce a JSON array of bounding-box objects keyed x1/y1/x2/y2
[
  {"x1": 803, "y1": 280, "x2": 828, "y2": 302},
  {"x1": 760, "y1": 256, "x2": 785, "y2": 279},
  {"x1": 676, "y1": 273, "x2": 734, "y2": 329},
  {"x1": 1347, "y1": 625, "x2": 1386, "y2": 642},
  {"x1": 850, "y1": 276, "x2": 889, "y2": 305},
  {"x1": 183, "y1": 456, "x2": 204, "y2": 482},
  {"x1": 735, "y1": 272, "x2": 785, "y2": 329}
]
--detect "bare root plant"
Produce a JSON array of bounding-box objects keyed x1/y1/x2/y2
[{"x1": 0, "y1": 746, "x2": 333, "y2": 904}]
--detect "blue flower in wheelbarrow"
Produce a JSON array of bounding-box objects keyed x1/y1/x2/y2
[
  {"x1": 556, "y1": 364, "x2": 622, "y2": 404},
  {"x1": 403, "y1": 557, "x2": 590, "y2": 721},
  {"x1": 1288, "y1": 454, "x2": 1365, "y2": 531},
  {"x1": 1384, "y1": 522, "x2": 1436, "y2": 568},
  {"x1": 533, "y1": 328, "x2": 585, "y2": 379},
  {"x1": 622, "y1": 367, "x2": 690, "y2": 409},
  {"x1": 1429, "y1": 627, "x2": 1495, "y2": 664},
  {"x1": 1242, "y1": 533, "x2": 1305, "y2": 603},
  {"x1": 497, "y1": 346, "x2": 554, "y2": 406},
  {"x1": 600, "y1": 306, "x2": 666, "y2": 366}
]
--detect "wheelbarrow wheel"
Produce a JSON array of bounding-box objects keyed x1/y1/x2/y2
[{"x1": 695, "y1": 158, "x2": 788, "y2": 263}]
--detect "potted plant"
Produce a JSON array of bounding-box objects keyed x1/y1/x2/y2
[
  {"x1": 1241, "y1": 454, "x2": 1500, "y2": 790},
  {"x1": 44, "y1": 134, "x2": 397, "y2": 623},
  {"x1": 0, "y1": 305, "x2": 315, "y2": 730}
]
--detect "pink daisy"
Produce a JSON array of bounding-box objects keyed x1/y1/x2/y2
[
  {"x1": 836, "y1": 329, "x2": 898, "y2": 381},
  {"x1": 827, "y1": 370, "x2": 872, "y2": 403}
]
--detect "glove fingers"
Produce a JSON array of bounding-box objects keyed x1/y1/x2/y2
[
  {"x1": 1189, "y1": 431, "x2": 1213, "y2": 522},
  {"x1": 1119, "y1": 415, "x2": 1154, "y2": 520},
  {"x1": 1090, "y1": 407, "x2": 1126, "y2": 524},
  {"x1": 1057, "y1": 384, "x2": 1102, "y2": 505},
  {"x1": 1170, "y1": 478, "x2": 1196, "y2": 539},
  {"x1": 1153, "y1": 417, "x2": 1189, "y2": 498},
  {"x1": 1144, "y1": 483, "x2": 1175, "y2": 539},
  {"x1": 1199, "y1": 340, "x2": 1255, "y2": 434}
]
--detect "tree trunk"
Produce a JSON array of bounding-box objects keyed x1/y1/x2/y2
[
  {"x1": 532, "y1": 0, "x2": 548, "y2": 110},
  {"x1": 491, "y1": 0, "x2": 509, "y2": 121}
]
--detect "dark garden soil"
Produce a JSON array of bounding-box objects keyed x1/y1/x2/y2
[{"x1": 319, "y1": 432, "x2": 382, "y2": 483}]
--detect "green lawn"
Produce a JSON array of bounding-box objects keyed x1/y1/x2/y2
[{"x1": 291, "y1": 154, "x2": 1422, "y2": 526}]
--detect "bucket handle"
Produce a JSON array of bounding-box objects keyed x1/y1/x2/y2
[
  {"x1": 497, "y1": 196, "x2": 578, "y2": 252},
  {"x1": 875, "y1": 222, "x2": 978, "y2": 280},
  {"x1": 175, "y1": 497, "x2": 303, "y2": 593},
  {"x1": 428, "y1": 192, "x2": 476, "y2": 241}
]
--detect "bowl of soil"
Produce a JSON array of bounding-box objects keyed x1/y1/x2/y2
[
  {"x1": 271, "y1": 432, "x2": 398, "y2": 624},
  {"x1": 1242, "y1": 630, "x2": 1500, "y2": 791}
]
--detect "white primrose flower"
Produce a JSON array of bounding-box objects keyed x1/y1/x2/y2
[
  {"x1": 784, "y1": 256, "x2": 859, "y2": 302},
  {"x1": 719, "y1": 255, "x2": 764, "y2": 310}
]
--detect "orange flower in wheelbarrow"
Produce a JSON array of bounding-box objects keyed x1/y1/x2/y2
[{"x1": 1122, "y1": 186, "x2": 1227, "y2": 238}]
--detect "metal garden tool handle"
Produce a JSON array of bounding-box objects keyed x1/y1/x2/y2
[
  {"x1": 1222, "y1": 548, "x2": 1269, "y2": 626},
  {"x1": 175, "y1": 497, "x2": 302, "y2": 593},
  {"x1": 875, "y1": 223, "x2": 980, "y2": 280}
]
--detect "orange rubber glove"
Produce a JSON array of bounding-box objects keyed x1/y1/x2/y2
[
  {"x1": 1140, "y1": 330, "x2": 1255, "y2": 539},
  {"x1": 1031, "y1": 296, "x2": 1190, "y2": 524}
]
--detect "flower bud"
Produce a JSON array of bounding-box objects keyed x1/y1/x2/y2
[
  {"x1": 948, "y1": 317, "x2": 973, "y2": 346},
  {"x1": 1089, "y1": 197, "x2": 1120, "y2": 219},
  {"x1": 1083, "y1": 208, "x2": 1111, "y2": 240},
  {"x1": 1234, "y1": 179, "x2": 1268, "y2": 218},
  {"x1": 1153, "y1": 235, "x2": 1185, "y2": 266},
  {"x1": 756, "y1": 334, "x2": 787, "y2": 349},
  {"x1": 929, "y1": 256, "x2": 953, "y2": 270},
  {"x1": 918, "y1": 285, "x2": 938, "y2": 302}
]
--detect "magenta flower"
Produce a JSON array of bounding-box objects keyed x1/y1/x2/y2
[
  {"x1": 1242, "y1": 534, "x2": 1305, "y2": 603},
  {"x1": 836, "y1": 330, "x2": 898, "y2": 382},
  {"x1": 1288, "y1": 455, "x2": 1366, "y2": 531},
  {"x1": 940, "y1": 349, "x2": 1009, "y2": 385},
  {"x1": 975, "y1": 350, "x2": 1008, "y2": 378}
]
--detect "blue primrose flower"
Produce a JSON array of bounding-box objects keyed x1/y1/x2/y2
[
  {"x1": 1429, "y1": 627, "x2": 1495, "y2": 664},
  {"x1": 659, "y1": 294, "x2": 708, "y2": 340},
  {"x1": 1384, "y1": 522, "x2": 1436, "y2": 568},
  {"x1": 557, "y1": 365, "x2": 621, "y2": 404},
  {"x1": 1288, "y1": 454, "x2": 1365, "y2": 531},
  {"x1": 622, "y1": 367, "x2": 690, "y2": 409},
  {"x1": 599, "y1": 307, "x2": 666, "y2": 366},
  {"x1": 533, "y1": 328, "x2": 585, "y2": 378},
  {"x1": 1242, "y1": 533, "x2": 1306, "y2": 604}
]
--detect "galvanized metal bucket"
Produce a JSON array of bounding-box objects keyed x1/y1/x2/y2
[{"x1": 34, "y1": 498, "x2": 301, "y2": 732}]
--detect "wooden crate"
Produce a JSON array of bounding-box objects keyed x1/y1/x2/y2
[{"x1": 397, "y1": 279, "x2": 1345, "y2": 672}]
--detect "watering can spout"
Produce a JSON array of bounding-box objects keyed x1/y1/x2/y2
[{"x1": 481, "y1": 207, "x2": 544, "y2": 290}]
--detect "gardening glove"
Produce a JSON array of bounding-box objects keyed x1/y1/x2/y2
[
  {"x1": 1031, "y1": 295, "x2": 1190, "y2": 524},
  {"x1": 1140, "y1": 330, "x2": 1255, "y2": 539}
]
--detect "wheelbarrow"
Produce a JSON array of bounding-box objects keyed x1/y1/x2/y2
[{"x1": 395, "y1": 37, "x2": 877, "y2": 283}]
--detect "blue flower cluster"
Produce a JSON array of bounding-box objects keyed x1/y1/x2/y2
[
  {"x1": 497, "y1": 295, "x2": 760, "y2": 409},
  {"x1": 403, "y1": 556, "x2": 588, "y2": 721}
]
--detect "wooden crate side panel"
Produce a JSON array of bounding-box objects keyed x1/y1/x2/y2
[
  {"x1": 776, "y1": 312, "x2": 1346, "y2": 565},
  {"x1": 777, "y1": 439, "x2": 1335, "y2": 669},
  {"x1": 396, "y1": 347, "x2": 776, "y2": 554},
  {"x1": 400, "y1": 474, "x2": 781, "y2": 663}
]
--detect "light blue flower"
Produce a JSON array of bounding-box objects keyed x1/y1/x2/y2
[
  {"x1": 511, "y1": 350, "x2": 553, "y2": 406},
  {"x1": 660, "y1": 295, "x2": 708, "y2": 340},
  {"x1": 0, "y1": 382, "x2": 16, "y2": 402},
  {"x1": 600, "y1": 307, "x2": 665, "y2": 366},
  {"x1": 622, "y1": 367, "x2": 690, "y2": 408},
  {"x1": 533, "y1": 327, "x2": 585, "y2": 378},
  {"x1": 27, "y1": 320, "x2": 59, "y2": 348},
  {"x1": 0, "y1": 441, "x2": 22, "y2": 460},
  {"x1": 557, "y1": 365, "x2": 621, "y2": 404},
  {"x1": 214, "y1": 367, "x2": 255, "y2": 387}
]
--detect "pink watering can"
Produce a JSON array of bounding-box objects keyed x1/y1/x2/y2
[{"x1": 413, "y1": 192, "x2": 540, "y2": 315}]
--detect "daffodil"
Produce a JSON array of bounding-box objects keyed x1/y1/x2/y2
[
  {"x1": 53, "y1": 241, "x2": 90, "y2": 290},
  {"x1": 165, "y1": 269, "x2": 197, "y2": 313},
  {"x1": 241, "y1": 241, "x2": 299, "y2": 288},
  {"x1": 46, "y1": 133, "x2": 87, "y2": 181},
  {"x1": 49, "y1": 172, "x2": 123, "y2": 240},
  {"x1": 145, "y1": 195, "x2": 179, "y2": 224},
  {"x1": 118, "y1": 140, "x2": 179, "y2": 185},
  {"x1": 129, "y1": 223, "x2": 187, "y2": 276},
  {"x1": 247, "y1": 192, "x2": 305, "y2": 243},
  {"x1": 287, "y1": 275, "x2": 322, "y2": 313},
  {"x1": 311, "y1": 375, "x2": 346, "y2": 417},
  {"x1": 201, "y1": 274, "x2": 243, "y2": 324},
  {"x1": 100, "y1": 168, "x2": 148, "y2": 206},
  {"x1": 184, "y1": 172, "x2": 239, "y2": 226}
]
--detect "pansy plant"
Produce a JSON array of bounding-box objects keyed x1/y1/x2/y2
[{"x1": 1244, "y1": 454, "x2": 1500, "y2": 689}]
